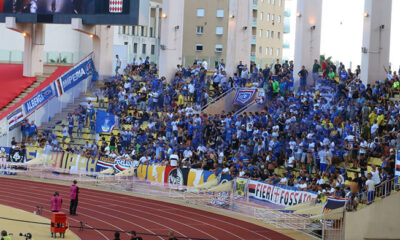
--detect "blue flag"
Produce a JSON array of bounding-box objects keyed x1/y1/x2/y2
[{"x1": 96, "y1": 110, "x2": 118, "y2": 134}]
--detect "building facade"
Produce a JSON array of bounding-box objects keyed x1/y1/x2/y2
[
  {"x1": 253, "y1": 0, "x2": 285, "y2": 68},
  {"x1": 160, "y1": 0, "x2": 284, "y2": 75},
  {"x1": 181, "y1": 0, "x2": 230, "y2": 68}
]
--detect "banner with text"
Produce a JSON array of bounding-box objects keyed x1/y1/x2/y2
[
  {"x1": 58, "y1": 56, "x2": 94, "y2": 94},
  {"x1": 24, "y1": 86, "x2": 54, "y2": 114},
  {"x1": 248, "y1": 180, "x2": 317, "y2": 207}
]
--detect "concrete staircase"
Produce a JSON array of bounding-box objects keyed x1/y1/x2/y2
[
  {"x1": 0, "y1": 65, "x2": 58, "y2": 115},
  {"x1": 40, "y1": 91, "x2": 96, "y2": 133}
]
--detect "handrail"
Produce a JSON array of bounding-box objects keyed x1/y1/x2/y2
[
  {"x1": 201, "y1": 87, "x2": 236, "y2": 111},
  {"x1": 372, "y1": 176, "x2": 399, "y2": 200},
  {"x1": 348, "y1": 176, "x2": 400, "y2": 211},
  {"x1": 234, "y1": 100, "x2": 256, "y2": 115}
]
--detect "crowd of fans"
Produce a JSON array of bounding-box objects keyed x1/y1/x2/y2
[{"x1": 16, "y1": 55, "x2": 400, "y2": 209}]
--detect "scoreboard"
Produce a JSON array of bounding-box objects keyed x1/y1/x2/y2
[{"x1": 0, "y1": 0, "x2": 148, "y2": 25}]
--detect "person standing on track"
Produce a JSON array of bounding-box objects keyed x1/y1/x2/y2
[
  {"x1": 51, "y1": 191, "x2": 62, "y2": 212},
  {"x1": 130, "y1": 231, "x2": 143, "y2": 240},
  {"x1": 168, "y1": 232, "x2": 178, "y2": 240},
  {"x1": 69, "y1": 180, "x2": 79, "y2": 215}
]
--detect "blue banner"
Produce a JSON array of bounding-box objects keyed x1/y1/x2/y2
[
  {"x1": 233, "y1": 88, "x2": 258, "y2": 105},
  {"x1": 24, "y1": 86, "x2": 54, "y2": 114},
  {"x1": 60, "y1": 57, "x2": 94, "y2": 93},
  {"x1": 96, "y1": 110, "x2": 118, "y2": 134}
]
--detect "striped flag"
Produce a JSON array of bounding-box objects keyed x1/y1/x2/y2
[
  {"x1": 54, "y1": 78, "x2": 64, "y2": 97},
  {"x1": 7, "y1": 108, "x2": 24, "y2": 130}
]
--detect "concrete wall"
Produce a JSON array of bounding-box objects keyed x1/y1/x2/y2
[
  {"x1": 159, "y1": 0, "x2": 185, "y2": 80},
  {"x1": 293, "y1": 0, "x2": 322, "y2": 88},
  {"x1": 203, "y1": 90, "x2": 236, "y2": 115},
  {"x1": 360, "y1": 0, "x2": 392, "y2": 85},
  {"x1": 226, "y1": 0, "x2": 252, "y2": 76},
  {"x1": 344, "y1": 191, "x2": 400, "y2": 240}
]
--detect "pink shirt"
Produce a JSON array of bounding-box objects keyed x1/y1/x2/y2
[
  {"x1": 70, "y1": 185, "x2": 78, "y2": 200},
  {"x1": 51, "y1": 196, "x2": 62, "y2": 212}
]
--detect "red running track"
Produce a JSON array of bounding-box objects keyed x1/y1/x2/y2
[{"x1": 0, "y1": 177, "x2": 294, "y2": 240}]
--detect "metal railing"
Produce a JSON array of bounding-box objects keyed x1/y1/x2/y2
[
  {"x1": 234, "y1": 100, "x2": 256, "y2": 115},
  {"x1": 201, "y1": 87, "x2": 236, "y2": 111}
]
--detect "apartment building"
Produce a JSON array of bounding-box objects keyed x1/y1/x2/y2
[
  {"x1": 114, "y1": 0, "x2": 162, "y2": 67},
  {"x1": 181, "y1": 0, "x2": 230, "y2": 68},
  {"x1": 252, "y1": 0, "x2": 285, "y2": 68},
  {"x1": 177, "y1": 0, "x2": 285, "y2": 70}
]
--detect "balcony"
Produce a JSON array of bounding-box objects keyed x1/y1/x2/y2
[
  {"x1": 253, "y1": 0, "x2": 258, "y2": 10},
  {"x1": 283, "y1": 42, "x2": 290, "y2": 49},
  {"x1": 252, "y1": 18, "x2": 257, "y2": 27},
  {"x1": 250, "y1": 52, "x2": 256, "y2": 62},
  {"x1": 284, "y1": 24, "x2": 290, "y2": 33},
  {"x1": 251, "y1": 35, "x2": 257, "y2": 45}
]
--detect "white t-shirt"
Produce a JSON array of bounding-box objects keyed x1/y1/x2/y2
[
  {"x1": 319, "y1": 150, "x2": 327, "y2": 164},
  {"x1": 370, "y1": 169, "x2": 381, "y2": 185},
  {"x1": 371, "y1": 123, "x2": 379, "y2": 134},
  {"x1": 63, "y1": 127, "x2": 68, "y2": 137},
  {"x1": 366, "y1": 179, "x2": 375, "y2": 191},
  {"x1": 169, "y1": 154, "x2": 179, "y2": 167}
]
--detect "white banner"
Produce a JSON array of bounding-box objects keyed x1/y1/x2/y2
[{"x1": 248, "y1": 180, "x2": 317, "y2": 207}]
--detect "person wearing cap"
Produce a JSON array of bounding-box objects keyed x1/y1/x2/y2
[{"x1": 51, "y1": 191, "x2": 63, "y2": 212}]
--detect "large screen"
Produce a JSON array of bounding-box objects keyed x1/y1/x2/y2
[
  {"x1": 0, "y1": 0, "x2": 147, "y2": 25},
  {"x1": 3, "y1": 0, "x2": 96, "y2": 14}
]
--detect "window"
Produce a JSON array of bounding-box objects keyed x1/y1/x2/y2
[
  {"x1": 271, "y1": 14, "x2": 275, "y2": 22},
  {"x1": 259, "y1": 46, "x2": 262, "y2": 54},
  {"x1": 217, "y1": 9, "x2": 224, "y2": 18},
  {"x1": 141, "y1": 26, "x2": 145, "y2": 36},
  {"x1": 265, "y1": 47, "x2": 269, "y2": 55},
  {"x1": 149, "y1": 27, "x2": 153, "y2": 37},
  {"x1": 271, "y1": 31, "x2": 274, "y2": 38},
  {"x1": 215, "y1": 44, "x2": 223, "y2": 53},
  {"x1": 276, "y1": 48, "x2": 280, "y2": 56},
  {"x1": 197, "y1": 9, "x2": 205, "y2": 17},
  {"x1": 151, "y1": 45, "x2": 155, "y2": 55},
  {"x1": 260, "y1": 12, "x2": 263, "y2": 20},
  {"x1": 266, "y1": 30, "x2": 270, "y2": 38},
  {"x1": 216, "y1": 27, "x2": 224, "y2": 35},
  {"x1": 133, "y1": 26, "x2": 137, "y2": 36},
  {"x1": 278, "y1": 32, "x2": 281, "y2": 39},
  {"x1": 196, "y1": 26, "x2": 204, "y2": 34},
  {"x1": 122, "y1": 26, "x2": 126, "y2": 34},
  {"x1": 270, "y1": 48, "x2": 273, "y2": 55},
  {"x1": 133, "y1": 43, "x2": 137, "y2": 54},
  {"x1": 272, "y1": 0, "x2": 275, "y2": 5},
  {"x1": 268, "y1": 0, "x2": 271, "y2": 4},
  {"x1": 267, "y1": 13, "x2": 270, "y2": 21},
  {"x1": 195, "y1": 44, "x2": 203, "y2": 51},
  {"x1": 259, "y1": 29, "x2": 263, "y2": 37},
  {"x1": 142, "y1": 44, "x2": 146, "y2": 54},
  {"x1": 279, "y1": 0, "x2": 282, "y2": 7},
  {"x1": 278, "y1": 15, "x2": 281, "y2": 23}
]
